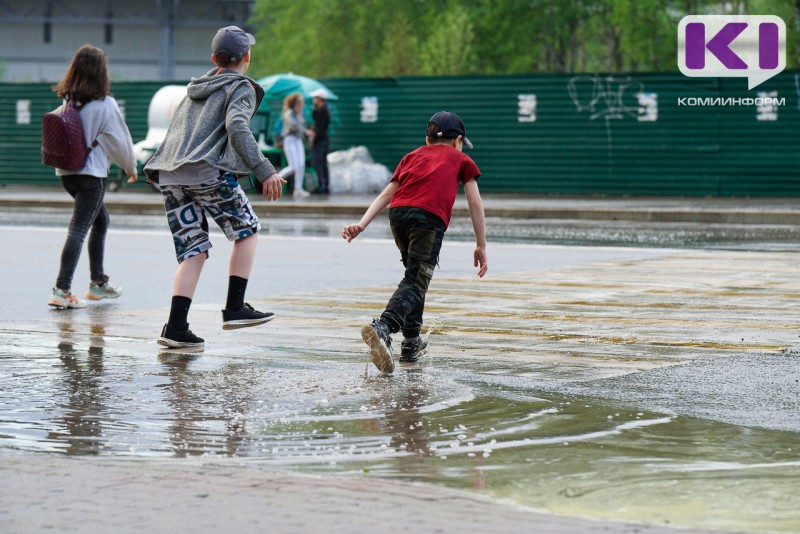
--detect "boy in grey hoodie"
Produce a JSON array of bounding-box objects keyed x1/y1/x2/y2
[{"x1": 145, "y1": 26, "x2": 285, "y2": 349}]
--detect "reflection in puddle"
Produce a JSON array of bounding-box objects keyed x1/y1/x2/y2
[
  {"x1": 49, "y1": 314, "x2": 107, "y2": 455},
  {"x1": 1, "y1": 326, "x2": 799, "y2": 532}
]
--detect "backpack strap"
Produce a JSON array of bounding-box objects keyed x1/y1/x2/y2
[{"x1": 68, "y1": 98, "x2": 99, "y2": 151}]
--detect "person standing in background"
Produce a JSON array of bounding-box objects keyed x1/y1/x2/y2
[
  {"x1": 48, "y1": 44, "x2": 138, "y2": 310},
  {"x1": 310, "y1": 88, "x2": 331, "y2": 195},
  {"x1": 277, "y1": 92, "x2": 313, "y2": 198}
]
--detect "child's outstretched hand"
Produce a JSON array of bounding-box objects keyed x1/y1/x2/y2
[
  {"x1": 342, "y1": 223, "x2": 365, "y2": 242},
  {"x1": 262, "y1": 173, "x2": 287, "y2": 201},
  {"x1": 474, "y1": 246, "x2": 488, "y2": 278}
]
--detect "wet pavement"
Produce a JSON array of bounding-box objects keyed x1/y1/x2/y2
[
  {"x1": 1, "y1": 199, "x2": 800, "y2": 533},
  {"x1": 2, "y1": 186, "x2": 800, "y2": 251}
]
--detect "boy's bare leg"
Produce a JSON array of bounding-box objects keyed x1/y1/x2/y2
[
  {"x1": 230, "y1": 233, "x2": 257, "y2": 278},
  {"x1": 172, "y1": 253, "x2": 207, "y2": 298}
]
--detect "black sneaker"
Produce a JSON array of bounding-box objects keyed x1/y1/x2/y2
[
  {"x1": 400, "y1": 336, "x2": 428, "y2": 362},
  {"x1": 222, "y1": 303, "x2": 275, "y2": 330},
  {"x1": 157, "y1": 323, "x2": 204, "y2": 349},
  {"x1": 360, "y1": 319, "x2": 394, "y2": 373}
]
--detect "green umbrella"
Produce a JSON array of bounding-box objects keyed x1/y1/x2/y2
[
  {"x1": 253, "y1": 73, "x2": 338, "y2": 143},
  {"x1": 256, "y1": 72, "x2": 338, "y2": 103}
]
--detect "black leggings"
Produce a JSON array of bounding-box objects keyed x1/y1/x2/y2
[{"x1": 55, "y1": 175, "x2": 109, "y2": 291}]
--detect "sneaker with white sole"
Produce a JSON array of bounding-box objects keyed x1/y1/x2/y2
[
  {"x1": 85, "y1": 275, "x2": 122, "y2": 300},
  {"x1": 361, "y1": 319, "x2": 394, "y2": 373},
  {"x1": 157, "y1": 323, "x2": 204, "y2": 349},
  {"x1": 293, "y1": 188, "x2": 310, "y2": 198},
  {"x1": 221, "y1": 303, "x2": 275, "y2": 330},
  {"x1": 48, "y1": 288, "x2": 87, "y2": 309}
]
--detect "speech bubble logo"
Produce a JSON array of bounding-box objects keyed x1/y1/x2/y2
[{"x1": 678, "y1": 15, "x2": 786, "y2": 90}]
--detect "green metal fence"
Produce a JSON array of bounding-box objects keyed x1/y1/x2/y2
[
  {"x1": 0, "y1": 81, "x2": 175, "y2": 188},
  {"x1": 321, "y1": 71, "x2": 800, "y2": 196},
  {"x1": 1, "y1": 72, "x2": 798, "y2": 195}
]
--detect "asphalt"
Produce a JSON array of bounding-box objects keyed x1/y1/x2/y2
[
  {"x1": 1, "y1": 185, "x2": 799, "y2": 224},
  {"x1": 2, "y1": 184, "x2": 797, "y2": 534}
]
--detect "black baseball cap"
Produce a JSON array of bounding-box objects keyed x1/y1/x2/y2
[
  {"x1": 211, "y1": 26, "x2": 256, "y2": 62},
  {"x1": 429, "y1": 111, "x2": 473, "y2": 149}
]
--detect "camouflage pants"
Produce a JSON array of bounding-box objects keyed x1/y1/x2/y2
[{"x1": 380, "y1": 207, "x2": 445, "y2": 339}]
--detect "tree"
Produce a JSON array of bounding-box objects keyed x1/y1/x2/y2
[
  {"x1": 249, "y1": 0, "x2": 432, "y2": 77},
  {"x1": 247, "y1": 0, "x2": 799, "y2": 78},
  {"x1": 417, "y1": 3, "x2": 476, "y2": 75},
  {"x1": 372, "y1": 13, "x2": 419, "y2": 77}
]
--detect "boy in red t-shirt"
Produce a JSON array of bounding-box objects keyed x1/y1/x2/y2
[{"x1": 342, "y1": 111, "x2": 488, "y2": 374}]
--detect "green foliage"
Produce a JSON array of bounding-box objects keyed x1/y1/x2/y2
[
  {"x1": 372, "y1": 13, "x2": 419, "y2": 77},
  {"x1": 417, "y1": 3, "x2": 476, "y2": 75},
  {"x1": 248, "y1": 0, "x2": 799, "y2": 77}
]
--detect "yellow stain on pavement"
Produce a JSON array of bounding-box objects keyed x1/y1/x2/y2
[{"x1": 264, "y1": 250, "x2": 796, "y2": 372}]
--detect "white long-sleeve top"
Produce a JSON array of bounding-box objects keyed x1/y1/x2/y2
[{"x1": 55, "y1": 96, "x2": 137, "y2": 178}]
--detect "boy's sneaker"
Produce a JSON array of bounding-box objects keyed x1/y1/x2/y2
[
  {"x1": 85, "y1": 275, "x2": 122, "y2": 300},
  {"x1": 400, "y1": 336, "x2": 428, "y2": 363},
  {"x1": 361, "y1": 319, "x2": 394, "y2": 373},
  {"x1": 157, "y1": 323, "x2": 204, "y2": 349},
  {"x1": 222, "y1": 303, "x2": 275, "y2": 330},
  {"x1": 48, "y1": 288, "x2": 87, "y2": 309}
]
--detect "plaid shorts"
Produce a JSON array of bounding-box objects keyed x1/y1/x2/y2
[{"x1": 160, "y1": 174, "x2": 260, "y2": 263}]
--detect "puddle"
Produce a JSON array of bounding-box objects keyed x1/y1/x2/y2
[{"x1": 1, "y1": 327, "x2": 798, "y2": 532}]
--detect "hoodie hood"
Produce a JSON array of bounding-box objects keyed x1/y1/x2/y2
[
  {"x1": 187, "y1": 68, "x2": 265, "y2": 111},
  {"x1": 143, "y1": 66, "x2": 276, "y2": 182}
]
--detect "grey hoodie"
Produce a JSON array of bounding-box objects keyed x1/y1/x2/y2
[{"x1": 144, "y1": 68, "x2": 276, "y2": 182}]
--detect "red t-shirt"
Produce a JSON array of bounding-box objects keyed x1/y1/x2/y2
[{"x1": 389, "y1": 144, "x2": 480, "y2": 228}]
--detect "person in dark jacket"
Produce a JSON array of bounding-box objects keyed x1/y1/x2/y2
[
  {"x1": 144, "y1": 26, "x2": 285, "y2": 349},
  {"x1": 310, "y1": 88, "x2": 331, "y2": 194}
]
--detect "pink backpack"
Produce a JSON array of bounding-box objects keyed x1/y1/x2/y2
[{"x1": 41, "y1": 101, "x2": 97, "y2": 170}]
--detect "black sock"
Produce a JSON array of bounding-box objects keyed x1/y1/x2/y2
[
  {"x1": 168, "y1": 296, "x2": 192, "y2": 330},
  {"x1": 226, "y1": 275, "x2": 248, "y2": 311}
]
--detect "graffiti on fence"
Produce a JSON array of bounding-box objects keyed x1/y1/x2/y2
[{"x1": 567, "y1": 74, "x2": 655, "y2": 146}]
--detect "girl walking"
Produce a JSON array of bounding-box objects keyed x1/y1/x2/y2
[
  {"x1": 278, "y1": 92, "x2": 313, "y2": 197},
  {"x1": 48, "y1": 44, "x2": 138, "y2": 309}
]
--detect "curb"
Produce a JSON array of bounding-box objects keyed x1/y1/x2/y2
[
  {"x1": 460, "y1": 206, "x2": 800, "y2": 225},
  {"x1": 2, "y1": 197, "x2": 799, "y2": 225}
]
